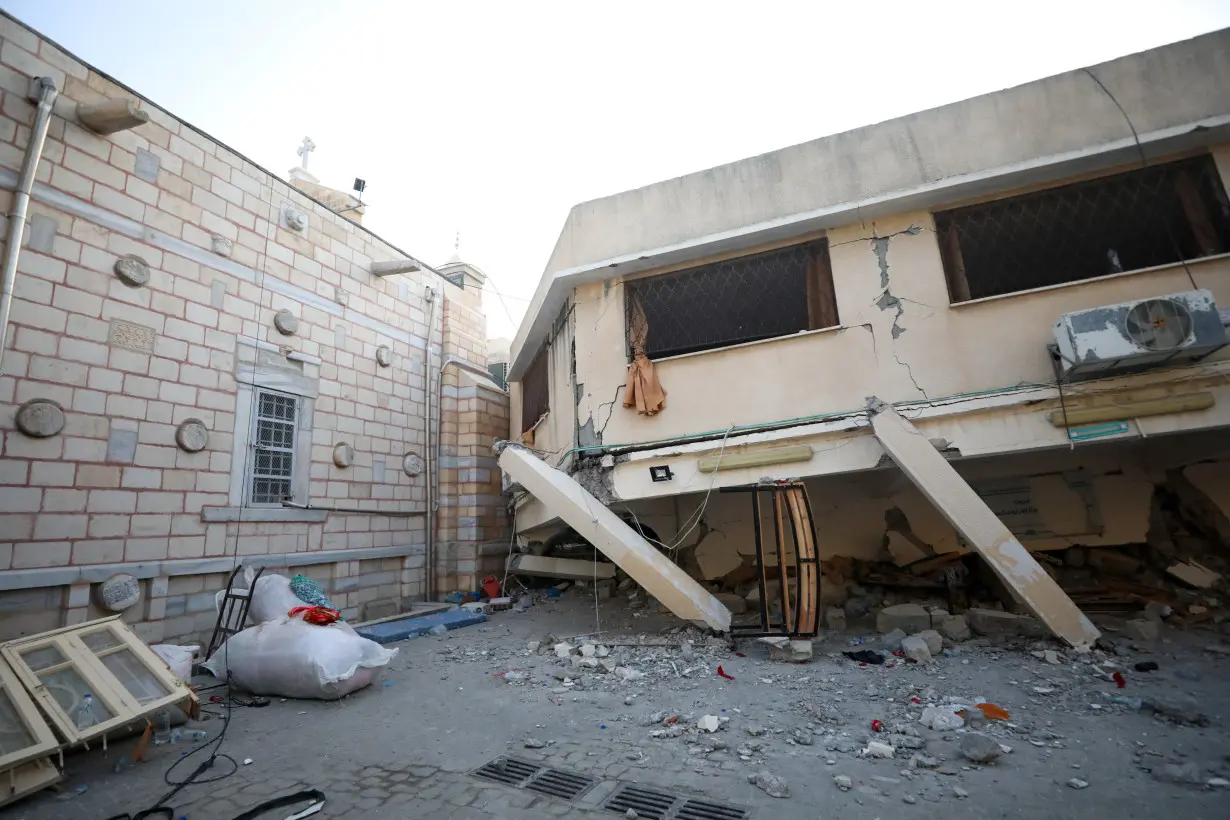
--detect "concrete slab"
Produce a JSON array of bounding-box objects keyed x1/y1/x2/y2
[
  {"x1": 498, "y1": 445, "x2": 731, "y2": 631},
  {"x1": 354, "y1": 609, "x2": 488, "y2": 644},
  {"x1": 506, "y1": 554, "x2": 618, "y2": 581},
  {"x1": 868, "y1": 401, "x2": 1100, "y2": 649}
]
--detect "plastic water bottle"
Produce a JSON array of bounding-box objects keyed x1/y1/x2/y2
[
  {"x1": 75, "y1": 693, "x2": 95, "y2": 730},
  {"x1": 153, "y1": 709, "x2": 172, "y2": 745}
]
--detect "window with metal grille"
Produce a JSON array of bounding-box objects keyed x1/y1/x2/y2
[
  {"x1": 935, "y1": 154, "x2": 1230, "y2": 302},
  {"x1": 249, "y1": 390, "x2": 298, "y2": 505},
  {"x1": 520, "y1": 348, "x2": 549, "y2": 433},
  {"x1": 624, "y1": 239, "x2": 838, "y2": 360}
]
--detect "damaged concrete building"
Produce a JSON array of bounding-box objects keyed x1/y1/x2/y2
[{"x1": 503, "y1": 30, "x2": 1230, "y2": 636}]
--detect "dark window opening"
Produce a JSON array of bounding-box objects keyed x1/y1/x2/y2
[
  {"x1": 936, "y1": 154, "x2": 1230, "y2": 302},
  {"x1": 624, "y1": 239, "x2": 838, "y2": 359},
  {"x1": 520, "y1": 347, "x2": 549, "y2": 433}
]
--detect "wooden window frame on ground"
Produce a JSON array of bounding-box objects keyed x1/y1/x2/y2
[
  {"x1": 0, "y1": 656, "x2": 58, "y2": 772},
  {"x1": 0, "y1": 616, "x2": 190, "y2": 747}
]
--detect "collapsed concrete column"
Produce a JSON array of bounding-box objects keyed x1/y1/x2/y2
[
  {"x1": 867, "y1": 400, "x2": 1100, "y2": 649},
  {"x1": 498, "y1": 444, "x2": 731, "y2": 631}
]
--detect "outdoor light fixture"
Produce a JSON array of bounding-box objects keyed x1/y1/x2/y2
[{"x1": 649, "y1": 465, "x2": 673, "y2": 482}]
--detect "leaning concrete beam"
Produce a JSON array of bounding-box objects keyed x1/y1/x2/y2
[
  {"x1": 868, "y1": 401, "x2": 1100, "y2": 649},
  {"x1": 498, "y1": 445, "x2": 732, "y2": 631},
  {"x1": 507, "y1": 554, "x2": 617, "y2": 581}
]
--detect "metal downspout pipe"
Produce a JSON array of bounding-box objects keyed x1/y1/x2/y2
[
  {"x1": 0, "y1": 77, "x2": 58, "y2": 373},
  {"x1": 422, "y1": 287, "x2": 439, "y2": 600},
  {"x1": 429, "y1": 354, "x2": 497, "y2": 600}
]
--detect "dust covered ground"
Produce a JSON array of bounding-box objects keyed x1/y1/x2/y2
[{"x1": 17, "y1": 592, "x2": 1230, "y2": 820}]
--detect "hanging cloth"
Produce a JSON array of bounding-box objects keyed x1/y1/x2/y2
[{"x1": 623, "y1": 295, "x2": 666, "y2": 415}]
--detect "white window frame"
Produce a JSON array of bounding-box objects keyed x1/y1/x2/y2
[
  {"x1": 0, "y1": 653, "x2": 58, "y2": 771},
  {"x1": 228, "y1": 339, "x2": 316, "y2": 511},
  {"x1": 247, "y1": 388, "x2": 300, "y2": 507}
]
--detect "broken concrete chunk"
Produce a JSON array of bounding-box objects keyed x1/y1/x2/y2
[
  {"x1": 580, "y1": 644, "x2": 596, "y2": 658},
  {"x1": 524, "y1": 738, "x2": 547, "y2": 749},
  {"x1": 553, "y1": 642, "x2": 574, "y2": 658},
  {"x1": 915, "y1": 629, "x2": 943, "y2": 655},
  {"x1": 697, "y1": 715, "x2": 720, "y2": 733},
  {"x1": 877, "y1": 604, "x2": 931, "y2": 634},
  {"x1": 862, "y1": 741, "x2": 895, "y2": 759},
  {"x1": 1165, "y1": 561, "x2": 1221, "y2": 589},
  {"x1": 966, "y1": 608, "x2": 1048, "y2": 639},
  {"x1": 748, "y1": 770, "x2": 790, "y2": 798},
  {"x1": 939, "y1": 615, "x2": 970, "y2": 642},
  {"x1": 1152, "y1": 762, "x2": 1204, "y2": 785},
  {"x1": 759, "y1": 637, "x2": 813, "y2": 663},
  {"x1": 929, "y1": 608, "x2": 950, "y2": 629},
  {"x1": 824, "y1": 607, "x2": 847, "y2": 633},
  {"x1": 1141, "y1": 695, "x2": 1209, "y2": 727},
  {"x1": 920, "y1": 706, "x2": 964, "y2": 731},
  {"x1": 959, "y1": 733, "x2": 1002, "y2": 764},
  {"x1": 901, "y1": 636, "x2": 932, "y2": 664},
  {"x1": 877, "y1": 628, "x2": 908, "y2": 650},
  {"x1": 1067, "y1": 778, "x2": 1089, "y2": 790},
  {"x1": 1122, "y1": 619, "x2": 1160, "y2": 642}
]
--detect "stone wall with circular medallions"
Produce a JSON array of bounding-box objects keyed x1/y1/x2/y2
[
  {"x1": 175, "y1": 418, "x2": 209, "y2": 452},
  {"x1": 375, "y1": 344, "x2": 392, "y2": 367},
  {"x1": 15, "y1": 398, "x2": 65, "y2": 437},
  {"x1": 96, "y1": 574, "x2": 141, "y2": 612},
  {"x1": 274, "y1": 309, "x2": 299, "y2": 335},
  {"x1": 333, "y1": 442, "x2": 354, "y2": 468},
  {"x1": 113, "y1": 254, "x2": 150, "y2": 287},
  {"x1": 402, "y1": 451, "x2": 425, "y2": 477}
]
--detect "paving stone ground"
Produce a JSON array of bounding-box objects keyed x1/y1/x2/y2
[{"x1": 15, "y1": 594, "x2": 1230, "y2": 819}]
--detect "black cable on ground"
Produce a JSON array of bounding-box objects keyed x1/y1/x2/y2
[{"x1": 144, "y1": 672, "x2": 241, "y2": 812}]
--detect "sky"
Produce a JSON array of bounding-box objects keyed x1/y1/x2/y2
[{"x1": 5, "y1": 1, "x2": 1230, "y2": 340}]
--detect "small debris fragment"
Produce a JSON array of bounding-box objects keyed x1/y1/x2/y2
[
  {"x1": 834, "y1": 775, "x2": 853, "y2": 791},
  {"x1": 862, "y1": 741, "x2": 895, "y2": 759},
  {"x1": 959, "y1": 733, "x2": 1002, "y2": 764},
  {"x1": 903, "y1": 794, "x2": 917, "y2": 804},
  {"x1": 697, "y1": 715, "x2": 720, "y2": 733},
  {"x1": 1068, "y1": 778, "x2": 1089, "y2": 790},
  {"x1": 748, "y1": 770, "x2": 790, "y2": 798},
  {"x1": 524, "y1": 738, "x2": 547, "y2": 749},
  {"x1": 1152, "y1": 762, "x2": 1204, "y2": 785},
  {"x1": 953, "y1": 786, "x2": 969, "y2": 799}
]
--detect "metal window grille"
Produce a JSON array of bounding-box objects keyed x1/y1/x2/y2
[
  {"x1": 935, "y1": 154, "x2": 1230, "y2": 302},
  {"x1": 624, "y1": 239, "x2": 837, "y2": 360},
  {"x1": 487, "y1": 361, "x2": 509, "y2": 390},
  {"x1": 520, "y1": 348, "x2": 549, "y2": 433},
  {"x1": 249, "y1": 390, "x2": 298, "y2": 505}
]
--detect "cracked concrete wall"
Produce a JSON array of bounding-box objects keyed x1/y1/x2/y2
[{"x1": 567, "y1": 166, "x2": 1230, "y2": 449}]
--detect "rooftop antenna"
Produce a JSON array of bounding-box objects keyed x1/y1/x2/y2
[{"x1": 335, "y1": 177, "x2": 366, "y2": 216}]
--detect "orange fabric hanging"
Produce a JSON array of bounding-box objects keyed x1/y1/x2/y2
[{"x1": 623, "y1": 295, "x2": 666, "y2": 415}]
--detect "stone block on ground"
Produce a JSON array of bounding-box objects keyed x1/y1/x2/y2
[
  {"x1": 901, "y1": 635, "x2": 931, "y2": 663},
  {"x1": 877, "y1": 603, "x2": 931, "y2": 634},
  {"x1": 915, "y1": 629, "x2": 943, "y2": 655},
  {"x1": 959, "y1": 733, "x2": 1002, "y2": 764},
  {"x1": 760, "y1": 636, "x2": 813, "y2": 663},
  {"x1": 939, "y1": 615, "x2": 970, "y2": 642},
  {"x1": 876, "y1": 628, "x2": 907, "y2": 651},
  {"x1": 824, "y1": 606, "x2": 847, "y2": 633},
  {"x1": 929, "y1": 608, "x2": 950, "y2": 628},
  {"x1": 966, "y1": 607, "x2": 1047, "y2": 638},
  {"x1": 1123, "y1": 618, "x2": 1160, "y2": 641}
]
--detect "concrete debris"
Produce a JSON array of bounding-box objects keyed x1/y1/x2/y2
[
  {"x1": 910, "y1": 754, "x2": 940, "y2": 769},
  {"x1": 745, "y1": 725, "x2": 767, "y2": 737},
  {"x1": 953, "y1": 786, "x2": 969, "y2": 799},
  {"x1": 901, "y1": 636, "x2": 932, "y2": 664},
  {"x1": 862, "y1": 741, "x2": 895, "y2": 759},
  {"x1": 714, "y1": 593, "x2": 747, "y2": 614},
  {"x1": 1141, "y1": 695, "x2": 1209, "y2": 727},
  {"x1": 524, "y1": 738, "x2": 547, "y2": 749},
  {"x1": 915, "y1": 629, "x2": 943, "y2": 656},
  {"x1": 526, "y1": 640, "x2": 541, "y2": 653},
  {"x1": 580, "y1": 644, "x2": 596, "y2": 658},
  {"x1": 887, "y1": 734, "x2": 925, "y2": 750},
  {"x1": 903, "y1": 794, "x2": 918, "y2": 804},
  {"x1": 553, "y1": 642, "x2": 574, "y2": 658},
  {"x1": 929, "y1": 608, "x2": 950, "y2": 628},
  {"x1": 697, "y1": 715, "x2": 720, "y2": 733},
  {"x1": 614, "y1": 667, "x2": 644, "y2": 682},
  {"x1": 878, "y1": 628, "x2": 908, "y2": 650},
  {"x1": 1165, "y1": 560, "x2": 1220, "y2": 589},
  {"x1": 920, "y1": 706, "x2": 964, "y2": 731},
  {"x1": 1067, "y1": 778, "x2": 1089, "y2": 790},
  {"x1": 939, "y1": 615, "x2": 971, "y2": 642},
  {"x1": 1122, "y1": 619, "x2": 1160, "y2": 642},
  {"x1": 824, "y1": 607, "x2": 847, "y2": 632},
  {"x1": 759, "y1": 637, "x2": 813, "y2": 663},
  {"x1": 748, "y1": 770, "x2": 790, "y2": 798},
  {"x1": 833, "y1": 775, "x2": 853, "y2": 791},
  {"x1": 1152, "y1": 762, "x2": 1204, "y2": 785},
  {"x1": 625, "y1": 809, "x2": 639, "y2": 819},
  {"x1": 966, "y1": 608, "x2": 1048, "y2": 639},
  {"x1": 878, "y1": 604, "x2": 931, "y2": 634},
  {"x1": 789, "y1": 727, "x2": 813, "y2": 746},
  {"x1": 959, "y1": 733, "x2": 1003, "y2": 764}
]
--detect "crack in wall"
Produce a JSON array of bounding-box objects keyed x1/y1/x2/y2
[{"x1": 867, "y1": 229, "x2": 931, "y2": 401}]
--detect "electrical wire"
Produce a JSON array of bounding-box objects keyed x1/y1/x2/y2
[{"x1": 1080, "y1": 67, "x2": 1200, "y2": 291}]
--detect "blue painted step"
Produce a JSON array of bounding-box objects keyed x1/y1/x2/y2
[{"x1": 355, "y1": 609, "x2": 488, "y2": 644}]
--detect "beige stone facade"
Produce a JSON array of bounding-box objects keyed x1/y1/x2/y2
[{"x1": 0, "y1": 13, "x2": 508, "y2": 643}]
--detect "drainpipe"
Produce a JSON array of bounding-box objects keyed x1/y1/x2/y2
[
  {"x1": 429, "y1": 353, "x2": 496, "y2": 600},
  {"x1": 423, "y1": 286, "x2": 439, "y2": 600},
  {"x1": 0, "y1": 77, "x2": 58, "y2": 374}
]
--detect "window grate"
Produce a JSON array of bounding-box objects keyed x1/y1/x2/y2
[
  {"x1": 250, "y1": 390, "x2": 297, "y2": 504},
  {"x1": 625, "y1": 239, "x2": 836, "y2": 360},
  {"x1": 935, "y1": 154, "x2": 1230, "y2": 302}
]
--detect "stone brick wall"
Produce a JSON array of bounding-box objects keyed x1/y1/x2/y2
[{"x1": 0, "y1": 13, "x2": 508, "y2": 644}]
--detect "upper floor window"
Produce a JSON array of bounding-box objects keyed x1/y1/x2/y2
[
  {"x1": 520, "y1": 346, "x2": 549, "y2": 434},
  {"x1": 935, "y1": 154, "x2": 1230, "y2": 302},
  {"x1": 624, "y1": 239, "x2": 838, "y2": 359}
]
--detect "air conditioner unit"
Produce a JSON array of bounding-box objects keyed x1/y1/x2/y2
[{"x1": 1051, "y1": 289, "x2": 1228, "y2": 380}]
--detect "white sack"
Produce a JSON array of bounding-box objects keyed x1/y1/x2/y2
[
  {"x1": 245, "y1": 570, "x2": 306, "y2": 624},
  {"x1": 150, "y1": 644, "x2": 197, "y2": 681},
  {"x1": 202, "y1": 617, "x2": 396, "y2": 700}
]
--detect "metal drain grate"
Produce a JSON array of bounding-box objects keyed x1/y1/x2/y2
[
  {"x1": 604, "y1": 783, "x2": 750, "y2": 820},
  {"x1": 471, "y1": 757, "x2": 596, "y2": 801}
]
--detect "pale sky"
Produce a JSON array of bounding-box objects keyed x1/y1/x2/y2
[{"x1": 6, "y1": 1, "x2": 1230, "y2": 340}]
